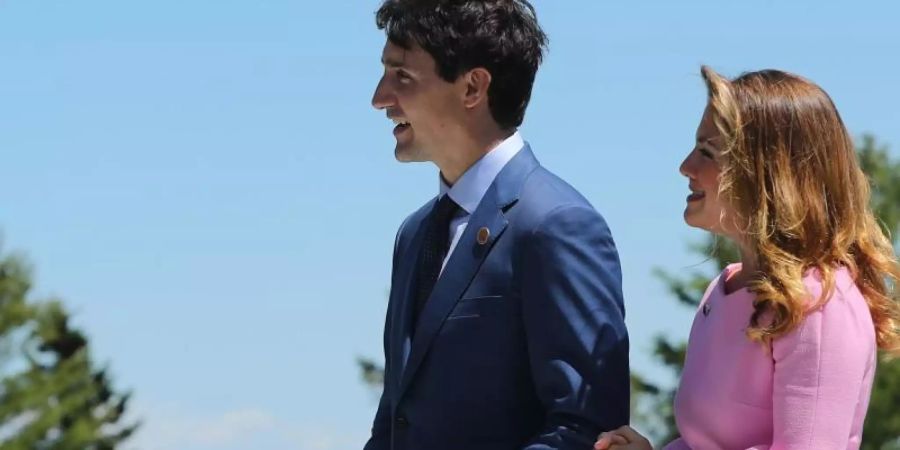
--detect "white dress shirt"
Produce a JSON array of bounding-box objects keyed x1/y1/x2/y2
[{"x1": 438, "y1": 132, "x2": 525, "y2": 270}]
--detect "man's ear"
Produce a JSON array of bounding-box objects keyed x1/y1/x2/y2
[{"x1": 462, "y1": 67, "x2": 492, "y2": 109}]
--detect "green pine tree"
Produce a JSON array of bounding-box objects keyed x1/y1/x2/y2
[{"x1": 0, "y1": 250, "x2": 137, "y2": 450}]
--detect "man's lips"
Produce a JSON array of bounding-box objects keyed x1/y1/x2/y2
[{"x1": 393, "y1": 122, "x2": 411, "y2": 136}]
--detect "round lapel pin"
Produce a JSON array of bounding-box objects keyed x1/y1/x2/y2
[{"x1": 476, "y1": 227, "x2": 491, "y2": 245}]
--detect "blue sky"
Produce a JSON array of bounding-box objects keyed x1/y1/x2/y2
[{"x1": 1, "y1": 1, "x2": 898, "y2": 449}]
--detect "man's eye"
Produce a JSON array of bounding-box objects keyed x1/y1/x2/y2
[
  {"x1": 699, "y1": 148, "x2": 715, "y2": 159},
  {"x1": 397, "y1": 71, "x2": 412, "y2": 82}
]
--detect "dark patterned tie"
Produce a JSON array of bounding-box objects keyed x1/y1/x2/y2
[{"x1": 412, "y1": 194, "x2": 460, "y2": 335}]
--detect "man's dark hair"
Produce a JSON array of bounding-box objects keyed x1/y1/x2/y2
[{"x1": 376, "y1": 0, "x2": 548, "y2": 129}]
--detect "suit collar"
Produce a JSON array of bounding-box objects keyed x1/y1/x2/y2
[
  {"x1": 439, "y1": 132, "x2": 525, "y2": 214},
  {"x1": 491, "y1": 143, "x2": 540, "y2": 209}
]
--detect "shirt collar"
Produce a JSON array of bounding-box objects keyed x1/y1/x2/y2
[{"x1": 439, "y1": 131, "x2": 525, "y2": 214}]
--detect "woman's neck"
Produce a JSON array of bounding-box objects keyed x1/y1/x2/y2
[{"x1": 724, "y1": 240, "x2": 759, "y2": 294}]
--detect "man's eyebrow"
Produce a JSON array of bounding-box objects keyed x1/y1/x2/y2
[{"x1": 381, "y1": 56, "x2": 405, "y2": 68}]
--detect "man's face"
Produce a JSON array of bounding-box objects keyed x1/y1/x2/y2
[{"x1": 372, "y1": 40, "x2": 463, "y2": 163}]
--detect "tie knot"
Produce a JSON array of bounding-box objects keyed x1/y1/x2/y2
[{"x1": 434, "y1": 195, "x2": 460, "y2": 224}]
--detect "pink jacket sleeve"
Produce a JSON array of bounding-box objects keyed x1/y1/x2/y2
[
  {"x1": 662, "y1": 437, "x2": 691, "y2": 450},
  {"x1": 765, "y1": 290, "x2": 875, "y2": 449},
  {"x1": 664, "y1": 437, "x2": 772, "y2": 450}
]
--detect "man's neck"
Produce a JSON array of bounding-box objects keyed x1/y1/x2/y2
[{"x1": 438, "y1": 128, "x2": 516, "y2": 186}]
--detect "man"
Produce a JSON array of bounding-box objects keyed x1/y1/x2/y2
[{"x1": 365, "y1": 1, "x2": 629, "y2": 449}]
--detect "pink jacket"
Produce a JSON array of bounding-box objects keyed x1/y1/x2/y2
[{"x1": 664, "y1": 264, "x2": 876, "y2": 450}]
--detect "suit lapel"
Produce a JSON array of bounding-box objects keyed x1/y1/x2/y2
[
  {"x1": 391, "y1": 145, "x2": 541, "y2": 405},
  {"x1": 397, "y1": 184, "x2": 508, "y2": 399}
]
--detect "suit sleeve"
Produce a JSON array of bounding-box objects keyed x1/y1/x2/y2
[
  {"x1": 364, "y1": 219, "x2": 409, "y2": 450},
  {"x1": 363, "y1": 324, "x2": 391, "y2": 450},
  {"x1": 520, "y1": 205, "x2": 630, "y2": 450},
  {"x1": 362, "y1": 308, "x2": 392, "y2": 450}
]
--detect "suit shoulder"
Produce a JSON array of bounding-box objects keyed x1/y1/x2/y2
[
  {"x1": 396, "y1": 197, "x2": 436, "y2": 240},
  {"x1": 521, "y1": 167, "x2": 595, "y2": 209},
  {"x1": 514, "y1": 167, "x2": 607, "y2": 229}
]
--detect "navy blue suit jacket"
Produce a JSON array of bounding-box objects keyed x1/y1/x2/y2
[{"x1": 364, "y1": 146, "x2": 629, "y2": 450}]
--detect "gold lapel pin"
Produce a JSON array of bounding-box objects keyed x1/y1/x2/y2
[{"x1": 477, "y1": 227, "x2": 491, "y2": 245}]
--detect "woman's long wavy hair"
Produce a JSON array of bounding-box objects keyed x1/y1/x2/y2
[{"x1": 701, "y1": 65, "x2": 900, "y2": 352}]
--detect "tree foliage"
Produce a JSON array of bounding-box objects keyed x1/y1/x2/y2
[{"x1": 0, "y1": 250, "x2": 137, "y2": 450}]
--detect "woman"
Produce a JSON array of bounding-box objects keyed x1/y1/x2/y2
[{"x1": 597, "y1": 66, "x2": 900, "y2": 449}]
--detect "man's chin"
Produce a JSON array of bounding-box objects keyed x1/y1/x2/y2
[
  {"x1": 394, "y1": 150, "x2": 413, "y2": 162},
  {"x1": 394, "y1": 145, "x2": 426, "y2": 163}
]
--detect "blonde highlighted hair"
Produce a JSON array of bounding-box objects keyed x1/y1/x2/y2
[{"x1": 701, "y1": 65, "x2": 900, "y2": 352}]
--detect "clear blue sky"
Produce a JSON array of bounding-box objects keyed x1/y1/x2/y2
[{"x1": 1, "y1": 1, "x2": 898, "y2": 449}]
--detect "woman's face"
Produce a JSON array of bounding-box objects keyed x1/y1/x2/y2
[{"x1": 679, "y1": 105, "x2": 736, "y2": 236}]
